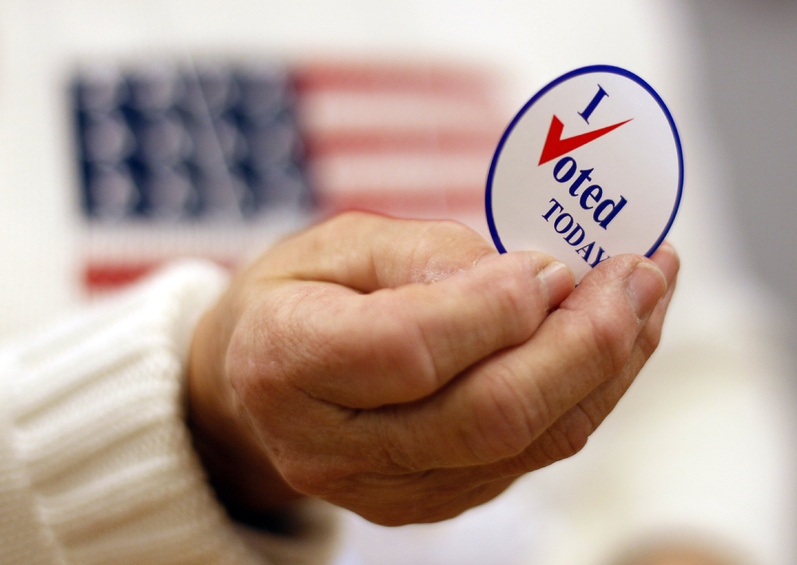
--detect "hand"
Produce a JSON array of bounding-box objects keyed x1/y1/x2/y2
[{"x1": 187, "y1": 211, "x2": 678, "y2": 526}]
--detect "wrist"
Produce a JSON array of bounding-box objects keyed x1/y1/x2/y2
[{"x1": 187, "y1": 307, "x2": 303, "y2": 517}]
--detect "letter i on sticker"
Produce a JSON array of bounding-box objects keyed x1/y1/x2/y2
[{"x1": 485, "y1": 65, "x2": 684, "y2": 282}]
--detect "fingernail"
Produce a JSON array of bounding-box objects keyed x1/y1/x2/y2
[
  {"x1": 538, "y1": 262, "x2": 575, "y2": 309},
  {"x1": 650, "y1": 241, "x2": 680, "y2": 285},
  {"x1": 625, "y1": 262, "x2": 667, "y2": 319}
]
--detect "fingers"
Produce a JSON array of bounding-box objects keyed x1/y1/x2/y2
[
  {"x1": 370, "y1": 246, "x2": 678, "y2": 470},
  {"x1": 223, "y1": 220, "x2": 679, "y2": 524},
  {"x1": 492, "y1": 249, "x2": 679, "y2": 477},
  {"x1": 322, "y1": 470, "x2": 517, "y2": 526},
  {"x1": 265, "y1": 249, "x2": 575, "y2": 408},
  {"x1": 555, "y1": 243, "x2": 679, "y2": 440},
  {"x1": 253, "y1": 211, "x2": 500, "y2": 291}
]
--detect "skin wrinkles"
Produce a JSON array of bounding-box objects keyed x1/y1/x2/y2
[{"x1": 187, "y1": 212, "x2": 678, "y2": 526}]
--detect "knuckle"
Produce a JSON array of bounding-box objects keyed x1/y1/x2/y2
[
  {"x1": 569, "y1": 307, "x2": 635, "y2": 375},
  {"x1": 419, "y1": 218, "x2": 477, "y2": 242},
  {"x1": 265, "y1": 295, "x2": 330, "y2": 379},
  {"x1": 225, "y1": 315, "x2": 278, "y2": 404},
  {"x1": 372, "y1": 411, "x2": 426, "y2": 474},
  {"x1": 274, "y1": 442, "x2": 358, "y2": 499},
  {"x1": 358, "y1": 293, "x2": 440, "y2": 400},
  {"x1": 489, "y1": 264, "x2": 544, "y2": 335},
  {"x1": 464, "y1": 363, "x2": 542, "y2": 463},
  {"x1": 637, "y1": 319, "x2": 664, "y2": 359},
  {"x1": 411, "y1": 220, "x2": 492, "y2": 278},
  {"x1": 538, "y1": 405, "x2": 595, "y2": 464},
  {"x1": 278, "y1": 458, "x2": 330, "y2": 497},
  {"x1": 348, "y1": 471, "x2": 487, "y2": 527}
]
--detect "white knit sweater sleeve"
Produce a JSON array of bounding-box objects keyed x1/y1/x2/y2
[{"x1": 0, "y1": 261, "x2": 339, "y2": 565}]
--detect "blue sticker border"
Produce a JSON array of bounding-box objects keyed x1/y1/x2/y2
[{"x1": 485, "y1": 64, "x2": 684, "y2": 259}]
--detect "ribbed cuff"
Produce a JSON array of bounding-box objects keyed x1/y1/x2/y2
[{"x1": 1, "y1": 261, "x2": 337, "y2": 565}]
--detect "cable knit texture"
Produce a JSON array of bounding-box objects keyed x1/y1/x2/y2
[{"x1": 0, "y1": 261, "x2": 338, "y2": 565}]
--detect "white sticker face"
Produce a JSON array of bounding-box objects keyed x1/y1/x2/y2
[{"x1": 486, "y1": 65, "x2": 683, "y2": 282}]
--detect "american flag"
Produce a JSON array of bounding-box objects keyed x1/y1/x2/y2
[{"x1": 73, "y1": 60, "x2": 505, "y2": 292}]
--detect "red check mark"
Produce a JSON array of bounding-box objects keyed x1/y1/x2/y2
[{"x1": 538, "y1": 115, "x2": 632, "y2": 165}]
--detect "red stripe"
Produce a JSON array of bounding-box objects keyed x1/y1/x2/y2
[
  {"x1": 84, "y1": 262, "x2": 162, "y2": 290},
  {"x1": 317, "y1": 188, "x2": 484, "y2": 214},
  {"x1": 84, "y1": 258, "x2": 236, "y2": 291},
  {"x1": 304, "y1": 131, "x2": 499, "y2": 158},
  {"x1": 292, "y1": 62, "x2": 497, "y2": 104}
]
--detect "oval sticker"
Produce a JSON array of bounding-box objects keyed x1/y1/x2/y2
[{"x1": 486, "y1": 65, "x2": 683, "y2": 281}]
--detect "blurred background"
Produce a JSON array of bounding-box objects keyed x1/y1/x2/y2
[
  {"x1": 690, "y1": 0, "x2": 797, "y2": 355},
  {"x1": 0, "y1": 1, "x2": 794, "y2": 564}
]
